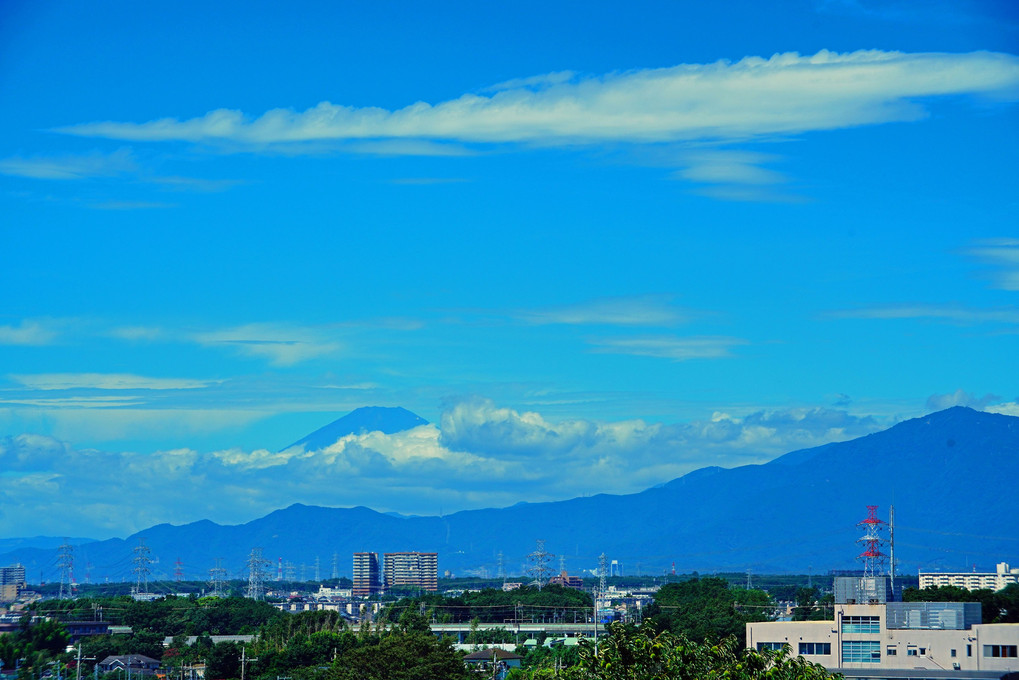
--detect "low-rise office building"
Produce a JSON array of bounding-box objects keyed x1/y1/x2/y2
[{"x1": 747, "y1": 576, "x2": 1019, "y2": 679}]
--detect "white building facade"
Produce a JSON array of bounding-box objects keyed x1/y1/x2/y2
[
  {"x1": 746, "y1": 577, "x2": 1019, "y2": 679},
  {"x1": 919, "y1": 563, "x2": 1019, "y2": 592}
]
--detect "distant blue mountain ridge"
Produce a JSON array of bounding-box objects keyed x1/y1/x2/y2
[{"x1": 3, "y1": 406, "x2": 1017, "y2": 583}]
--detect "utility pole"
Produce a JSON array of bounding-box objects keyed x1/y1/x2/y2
[
  {"x1": 75, "y1": 644, "x2": 95, "y2": 680},
  {"x1": 239, "y1": 646, "x2": 257, "y2": 680}
]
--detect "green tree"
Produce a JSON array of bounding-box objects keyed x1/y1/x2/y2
[
  {"x1": 643, "y1": 578, "x2": 774, "y2": 644},
  {"x1": 514, "y1": 623, "x2": 840, "y2": 680},
  {"x1": 327, "y1": 631, "x2": 472, "y2": 680}
]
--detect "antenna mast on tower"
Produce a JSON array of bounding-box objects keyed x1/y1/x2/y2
[{"x1": 857, "y1": 505, "x2": 888, "y2": 578}]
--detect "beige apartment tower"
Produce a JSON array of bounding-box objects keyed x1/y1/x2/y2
[
  {"x1": 383, "y1": 552, "x2": 438, "y2": 592},
  {"x1": 352, "y1": 552, "x2": 380, "y2": 597}
]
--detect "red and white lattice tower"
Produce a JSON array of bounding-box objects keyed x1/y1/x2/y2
[
  {"x1": 857, "y1": 505, "x2": 887, "y2": 578},
  {"x1": 174, "y1": 558, "x2": 185, "y2": 582}
]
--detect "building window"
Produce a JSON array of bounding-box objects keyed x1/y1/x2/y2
[
  {"x1": 886, "y1": 646, "x2": 897, "y2": 656},
  {"x1": 907, "y1": 648, "x2": 918, "y2": 656},
  {"x1": 920, "y1": 647, "x2": 926, "y2": 655},
  {"x1": 967, "y1": 645, "x2": 972, "y2": 657},
  {"x1": 841, "y1": 616, "x2": 880, "y2": 634},
  {"x1": 951, "y1": 649, "x2": 956, "y2": 658},
  {"x1": 757, "y1": 642, "x2": 785, "y2": 652},
  {"x1": 799, "y1": 643, "x2": 831, "y2": 655},
  {"x1": 842, "y1": 641, "x2": 881, "y2": 663},
  {"x1": 984, "y1": 645, "x2": 1019, "y2": 658}
]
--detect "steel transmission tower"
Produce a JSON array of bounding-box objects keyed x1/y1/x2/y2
[
  {"x1": 314, "y1": 556, "x2": 321, "y2": 582},
  {"x1": 598, "y1": 553, "x2": 608, "y2": 595},
  {"x1": 331, "y1": 552, "x2": 339, "y2": 580},
  {"x1": 284, "y1": 561, "x2": 296, "y2": 583},
  {"x1": 209, "y1": 558, "x2": 227, "y2": 597},
  {"x1": 174, "y1": 558, "x2": 185, "y2": 582},
  {"x1": 132, "y1": 539, "x2": 152, "y2": 595},
  {"x1": 58, "y1": 540, "x2": 74, "y2": 600},
  {"x1": 497, "y1": 552, "x2": 506, "y2": 581},
  {"x1": 246, "y1": 547, "x2": 270, "y2": 600},
  {"x1": 857, "y1": 505, "x2": 888, "y2": 578},
  {"x1": 527, "y1": 540, "x2": 554, "y2": 590}
]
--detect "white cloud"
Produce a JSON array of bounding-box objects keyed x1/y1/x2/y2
[
  {"x1": 0, "y1": 400, "x2": 890, "y2": 537},
  {"x1": 0, "y1": 149, "x2": 136, "y2": 180},
  {"x1": 10, "y1": 373, "x2": 217, "y2": 391},
  {"x1": 926, "y1": 389, "x2": 1001, "y2": 411},
  {"x1": 56, "y1": 51, "x2": 1019, "y2": 148},
  {"x1": 518, "y1": 295, "x2": 686, "y2": 326},
  {"x1": 986, "y1": 401, "x2": 1019, "y2": 417},
  {"x1": 589, "y1": 335, "x2": 749, "y2": 360},
  {"x1": 0, "y1": 319, "x2": 62, "y2": 345}
]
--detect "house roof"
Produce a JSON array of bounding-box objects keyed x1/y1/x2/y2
[
  {"x1": 463, "y1": 648, "x2": 522, "y2": 661},
  {"x1": 99, "y1": 655, "x2": 160, "y2": 666}
]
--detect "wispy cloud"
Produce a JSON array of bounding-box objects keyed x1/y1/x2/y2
[
  {"x1": 589, "y1": 335, "x2": 748, "y2": 360},
  {"x1": 388, "y1": 177, "x2": 469, "y2": 185},
  {"x1": 830, "y1": 304, "x2": 1019, "y2": 324},
  {"x1": 192, "y1": 323, "x2": 342, "y2": 365},
  {"x1": 518, "y1": 295, "x2": 687, "y2": 326},
  {"x1": 926, "y1": 389, "x2": 1001, "y2": 411},
  {"x1": 675, "y1": 150, "x2": 786, "y2": 185},
  {"x1": 55, "y1": 51, "x2": 1019, "y2": 148},
  {"x1": 10, "y1": 373, "x2": 217, "y2": 391},
  {"x1": 0, "y1": 396, "x2": 144, "y2": 408},
  {"x1": 149, "y1": 175, "x2": 246, "y2": 192},
  {"x1": 0, "y1": 319, "x2": 62, "y2": 346},
  {"x1": 89, "y1": 200, "x2": 177, "y2": 210},
  {"x1": 0, "y1": 149, "x2": 136, "y2": 180},
  {"x1": 967, "y1": 238, "x2": 1019, "y2": 291}
]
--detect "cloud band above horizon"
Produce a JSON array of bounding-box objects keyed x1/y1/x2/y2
[{"x1": 55, "y1": 50, "x2": 1019, "y2": 148}]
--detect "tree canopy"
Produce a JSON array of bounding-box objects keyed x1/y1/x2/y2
[
  {"x1": 513, "y1": 623, "x2": 840, "y2": 680},
  {"x1": 642, "y1": 578, "x2": 774, "y2": 643}
]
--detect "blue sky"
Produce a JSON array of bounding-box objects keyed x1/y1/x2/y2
[{"x1": 1, "y1": 0, "x2": 1018, "y2": 538}]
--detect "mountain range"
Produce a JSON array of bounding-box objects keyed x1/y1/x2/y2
[{"x1": 2, "y1": 406, "x2": 1016, "y2": 584}]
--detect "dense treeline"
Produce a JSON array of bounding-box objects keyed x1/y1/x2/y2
[
  {"x1": 382, "y1": 585, "x2": 594, "y2": 624},
  {"x1": 642, "y1": 578, "x2": 776, "y2": 643},
  {"x1": 32, "y1": 595, "x2": 285, "y2": 637},
  {"x1": 512, "y1": 623, "x2": 841, "y2": 679}
]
